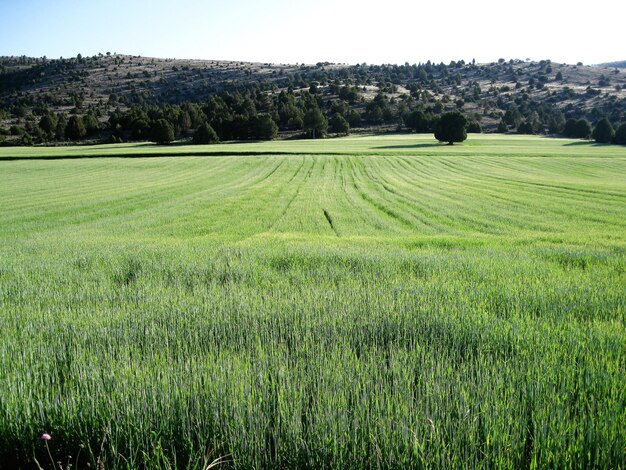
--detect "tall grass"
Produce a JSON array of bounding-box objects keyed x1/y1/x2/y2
[{"x1": 0, "y1": 135, "x2": 624, "y2": 468}]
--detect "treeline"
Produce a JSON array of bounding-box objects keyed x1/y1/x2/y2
[
  {"x1": 2, "y1": 85, "x2": 625, "y2": 146},
  {"x1": 107, "y1": 88, "x2": 341, "y2": 144},
  {"x1": 2, "y1": 55, "x2": 626, "y2": 146}
]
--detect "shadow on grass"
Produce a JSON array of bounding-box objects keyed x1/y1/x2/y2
[
  {"x1": 562, "y1": 141, "x2": 605, "y2": 147},
  {"x1": 372, "y1": 143, "x2": 443, "y2": 150},
  {"x1": 0, "y1": 151, "x2": 313, "y2": 161}
]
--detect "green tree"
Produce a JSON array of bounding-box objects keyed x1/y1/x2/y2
[
  {"x1": 547, "y1": 113, "x2": 566, "y2": 134},
  {"x1": 192, "y1": 122, "x2": 219, "y2": 144},
  {"x1": 151, "y1": 119, "x2": 175, "y2": 144},
  {"x1": 253, "y1": 114, "x2": 279, "y2": 140},
  {"x1": 330, "y1": 113, "x2": 350, "y2": 136},
  {"x1": 55, "y1": 114, "x2": 68, "y2": 141},
  {"x1": 405, "y1": 110, "x2": 429, "y2": 133},
  {"x1": 82, "y1": 113, "x2": 100, "y2": 135},
  {"x1": 591, "y1": 118, "x2": 614, "y2": 143},
  {"x1": 497, "y1": 120, "x2": 508, "y2": 133},
  {"x1": 303, "y1": 107, "x2": 327, "y2": 139},
  {"x1": 517, "y1": 121, "x2": 535, "y2": 134},
  {"x1": 574, "y1": 118, "x2": 592, "y2": 139},
  {"x1": 467, "y1": 120, "x2": 482, "y2": 133},
  {"x1": 347, "y1": 109, "x2": 362, "y2": 128},
  {"x1": 503, "y1": 105, "x2": 522, "y2": 128},
  {"x1": 563, "y1": 118, "x2": 578, "y2": 138},
  {"x1": 434, "y1": 111, "x2": 467, "y2": 144},
  {"x1": 38, "y1": 114, "x2": 57, "y2": 140},
  {"x1": 65, "y1": 115, "x2": 86, "y2": 141},
  {"x1": 613, "y1": 123, "x2": 626, "y2": 145}
]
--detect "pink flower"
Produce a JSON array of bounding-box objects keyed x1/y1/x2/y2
[{"x1": 41, "y1": 433, "x2": 51, "y2": 441}]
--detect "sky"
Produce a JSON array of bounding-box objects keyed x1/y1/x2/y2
[{"x1": 0, "y1": 0, "x2": 624, "y2": 66}]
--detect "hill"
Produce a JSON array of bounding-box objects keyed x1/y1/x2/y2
[
  {"x1": 1, "y1": 54, "x2": 625, "y2": 145},
  {"x1": 601, "y1": 60, "x2": 626, "y2": 68}
]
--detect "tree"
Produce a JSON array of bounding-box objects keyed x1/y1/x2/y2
[
  {"x1": 192, "y1": 122, "x2": 219, "y2": 144},
  {"x1": 82, "y1": 112, "x2": 100, "y2": 135},
  {"x1": 517, "y1": 121, "x2": 535, "y2": 134},
  {"x1": 55, "y1": 114, "x2": 68, "y2": 141},
  {"x1": 253, "y1": 114, "x2": 278, "y2": 140},
  {"x1": 38, "y1": 114, "x2": 57, "y2": 140},
  {"x1": 564, "y1": 118, "x2": 592, "y2": 139},
  {"x1": 65, "y1": 115, "x2": 86, "y2": 141},
  {"x1": 434, "y1": 111, "x2": 467, "y2": 144},
  {"x1": 330, "y1": 113, "x2": 350, "y2": 135},
  {"x1": 503, "y1": 105, "x2": 522, "y2": 128},
  {"x1": 591, "y1": 118, "x2": 614, "y2": 143},
  {"x1": 614, "y1": 123, "x2": 626, "y2": 145},
  {"x1": 466, "y1": 120, "x2": 482, "y2": 133},
  {"x1": 497, "y1": 120, "x2": 508, "y2": 133},
  {"x1": 563, "y1": 118, "x2": 578, "y2": 138},
  {"x1": 405, "y1": 110, "x2": 430, "y2": 133},
  {"x1": 151, "y1": 119, "x2": 174, "y2": 144},
  {"x1": 574, "y1": 118, "x2": 592, "y2": 139},
  {"x1": 303, "y1": 107, "x2": 327, "y2": 139}
]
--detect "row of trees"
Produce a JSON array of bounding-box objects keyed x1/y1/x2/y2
[
  {"x1": 589, "y1": 118, "x2": 626, "y2": 145},
  {"x1": 433, "y1": 111, "x2": 626, "y2": 146},
  {"x1": 104, "y1": 89, "x2": 356, "y2": 144}
]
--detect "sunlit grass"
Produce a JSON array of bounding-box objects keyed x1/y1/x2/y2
[{"x1": 0, "y1": 135, "x2": 625, "y2": 468}]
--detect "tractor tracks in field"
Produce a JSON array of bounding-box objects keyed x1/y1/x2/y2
[
  {"x1": 322, "y1": 208, "x2": 340, "y2": 237},
  {"x1": 267, "y1": 157, "x2": 314, "y2": 231}
]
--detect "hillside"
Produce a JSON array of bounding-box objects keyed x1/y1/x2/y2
[{"x1": 1, "y1": 54, "x2": 625, "y2": 144}]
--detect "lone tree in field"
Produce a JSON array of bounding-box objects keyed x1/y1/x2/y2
[
  {"x1": 192, "y1": 122, "x2": 219, "y2": 144},
  {"x1": 152, "y1": 119, "x2": 175, "y2": 144},
  {"x1": 592, "y1": 118, "x2": 614, "y2": 143},
  {"x1": 434, "y1": 111, "x2": 467, "y2": 144}
]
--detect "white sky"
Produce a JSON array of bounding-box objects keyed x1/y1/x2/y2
[{"x1": 0, "y1": 0, "x2": 624, "y2": 65}]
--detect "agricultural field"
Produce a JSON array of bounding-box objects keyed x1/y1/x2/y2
[{"x1": 0, "y1": 134, "x2": 625, "y2": 468}]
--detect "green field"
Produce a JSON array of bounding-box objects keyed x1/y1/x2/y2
[{"x1": 1, "y1": 134, "x2": 625, "y2": 468}]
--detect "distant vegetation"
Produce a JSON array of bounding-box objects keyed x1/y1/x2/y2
[{"x1": 1, "y1": 54, "x2": 626, "y2": 146}]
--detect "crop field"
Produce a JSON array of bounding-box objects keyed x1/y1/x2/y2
[{"x1": 0, "y1": 134, "x2": 625, "y2": 468}]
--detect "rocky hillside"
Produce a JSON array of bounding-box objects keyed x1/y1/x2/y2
[{"x1": 1, "y1": 53, "x2": 625, "y2": 144}]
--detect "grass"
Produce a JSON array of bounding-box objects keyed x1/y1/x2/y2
[{"x1": 0, "y1": 134, "x2": 625, "y2": 468}]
